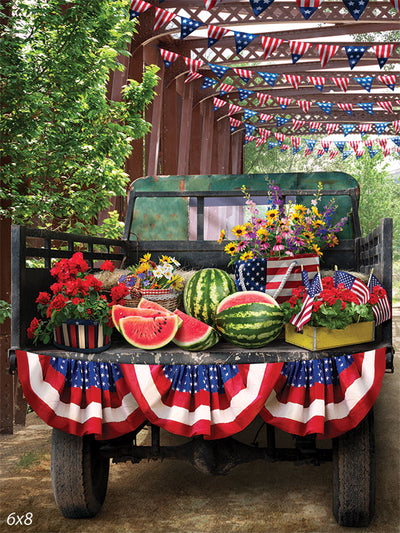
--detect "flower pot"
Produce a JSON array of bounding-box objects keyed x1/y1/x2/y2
[
  {"x1": 235, "y1": 258, "x2": 268, "y2": 292},
  {"x1": 53, "y1": 319, "x2": 112, "y2": 353},
  {"x1": 285, "y1": 321, "x2": 374, "y2": 351}
]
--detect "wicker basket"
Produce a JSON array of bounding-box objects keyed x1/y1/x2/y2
[
  {"x1": 123, "y1": 289, "x2": 142, "y2": 308},
  {"x1": 137, "y1": 288, "x2": 181, "y2": 312}
]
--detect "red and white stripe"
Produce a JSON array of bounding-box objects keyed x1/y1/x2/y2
[
  {"x1": 259, "y1": 128, "x2": 272, "y2": 140},
  {"x1": 130, "y1": 0, "x2": 152, "y2": 13},
  {"x1": 377, "y1": 74, "x2": 397, "y2": 89},
  {"x1": 213, "y1": 96, "x2": 227, "y2": 109},
  {"x1": 289, "y1": 40, "x2": 313, "y2": 58},
  {"x1": 275, "y1": 132, "x2": 288, "y2": 143},
  {"x1": 363, "y1": 138, "x2": 375, "y2": 147},
  {"x1": 280, "y1": 144, "x2": 289, "y2": 151},
  {"x1": 330, "y1": 77, "x2": 350, "y2": 92},
  {"x1": 337, "y1": 102, "x2": 354, "y2": 114},
  {"x1": 256, "y1": 138, "x2": 267, "y2": 147},
  {"x1": 360, "y1": 123, "x2": 372, "y2": 134},
  {"x1": 317, "y1": 43, "x2": 340, "y2": 68},
  {"x1": 232, "y1": 68, "x2": 254, "y2": 80},
  {"x1": 260, "y1": 36, "x2": 284, "y2": 59},
  {"x1": 378, "y1": 138, "x2": 388, "y2": 149},
  {"x1": 325, "y1": 123, "x2": 339, "y2": 134},
  {"x1": 207, "y1": 24, "x2": 229, "y2": 43},
  {"x1": 297, "y1": 100, "x2": 312, "y2": 113},
  {"x1": 371, "y1": 44, "x2": 396, "y2": 62},
  {"x1": 154, "y1": 7, "x2": 177, "y2": 31},
  {"x1": 321, "y1": 139, "x2": 331, "y2": 150},
  {"x1": 316, "y1": 148, "x2": 325, "y2": 157},
  {"x1": 310, "y1": 121, "x2": 322, "y2": 130},
  {"x1": 219, "y1": 82, "x2": 235, "y2": 94},
  {"x1": 290, "y1": 136, "x2": 301, "y2": 149},
  {"x1": 329, "y1": 150, "x2": 339, "y2": 160},
  {"x1": 304, "y1": 148, "x2": 312, "y2": 156},
  {"x1": 283, "y1": 74, "x2": 302, "y2": 90},
  {"x1": 159, "y1": 48, "x2": 180, "y2": 65},
  {"x1": 204, "y1": 0, "x2": 221, "y2": 7},
  {"x1": 393, "y1": 120, "x2": 400, "y2": 134},
  {"x1": 229, "y1": 117, "x2": 242, "y2": 128},
  {"x1": 183, "y1": 57, "x2": 204, "y2": 72},
  {"x1": 257, "y1": 93, "x2": 272, "y2": 106},
  {"x1": 307, "y1": 76, "x2": 326, "y2": 89},
  {"x1": 350, "y1": 140, "x2": 360, "y2": 152},
  {"x1": 292, "y1": 119, "x2": 306, "y2": 131},
  {"x1": 228, "y1": 103, "x2": 242, "y2": 116},
  {"x1": 377, "y1": 101, "x2": 393, "y2": 113},
  {"x1": 276, "y1": 96, "x2": 294, "y2": 108},
  {"x1": 185, "y1": 72, "x2": 202, "y2": 83},
  {"x1": 259, "y1": 113, "x2": 273, "y2": 122},
  {"x1": 356, "y1": 149, "x2": 365, "y2": 158}
]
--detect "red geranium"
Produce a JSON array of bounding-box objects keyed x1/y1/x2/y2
[
  {"x1": 101, "y1": 260, "x2": 115, "y2": 273},
  {"x1": 35, "y1": 292, "x2": 51, "y2": 305}
]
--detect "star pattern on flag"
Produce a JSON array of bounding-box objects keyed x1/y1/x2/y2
[
  {"x1": 354, "y1": 76, "x2": 374, "y2": 92},
  {"x1": 371, "y1": 44, "x2": 396, "y2": 69},
  {"x1": 233, "y1": 31, "x2": 257, "y2": 54},
  {"x1": 335, "y1": 141, "x2": 346, "y2": 152},
  {"x1": 238, "y1": 88, "x2": 254, "y2": 101},
  {"x1": 305, "y1": 139, "x2": 317, "y2": 152},
  {"x1": 180, "y1": 18, "x2": 204, "y2": 40},
  {"x1": 129, "y1": 0, "x2": 152, "y2": 20},
  {"x1": 376, "y1": 122, "x2": 389, "y2": 135},
  {"x1": 345, "y1": 45, "x2": 369, "y2": 69},
  {"x1": 268, "y1": 142, "x2": 278, "y2": 150},
  {"x1": 316, "y1": 102, "x2": 333, "y2": 115},
  {"x1": 342, "y1": 0, "x2": 369, "y2": 20},
  {"x1": 201, "y1": 77, "x2": 217, "y2": 90},
  {"x1": 276, "y1": 116, "x2": 291, "y2": 128},
  {"x1": 343, "y1": 150, "x2": 353, "y2": 160},
  {"x1": 258, "y1": 71, "x2": 279, "y2": 87},
  {"x1": 342, "y1": 123, "x2": 356, "y2": 136},
  {"x1": 208, "y1": 63, "x2": 229, "y2": 79},
  {"x1": 244, "y1": 123, "x2": 257, "y2": 137},
  {"x1": 244, "y1": 109, "x2": 258, "y2": 120},
  {"x1": 250, "y1": 0, "x2": 275, "y2": 16},
  {"x1": 296, "y1": 0, "x2": 322, "y2": 19},
  {"x1": 356, "y1": 102, "x2": 374, "y2": 115},
  {"x1": 367, "y1": 148, "x2": 379, "y2": 159}
]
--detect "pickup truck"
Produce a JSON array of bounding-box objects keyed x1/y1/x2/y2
[{"x1": 9, "y1": 171, "x2": 394, "y2": 528}]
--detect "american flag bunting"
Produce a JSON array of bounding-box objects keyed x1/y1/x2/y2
[
  {"x1": 307, "y1": 76, "x2": 326, "y2": 91},
  {"x1": 129, "y1": 0, "x2": 152, "y2": 19},
  {"x1": 207, "y1": 24, "x2": 229, "y2": 48},
  {"x1": 371, "y1": 44, "x2": 396, "y2": 69},
  {"x1": 154, "y1": 7, "x2": 177, "y2": 31},
  {"x1": 260, "y1": 36, "x2": 284, "y2": 59},
  {"x1": 259, "y1": 113, "x2": 273, "y2": 122},
  {"x1": 330, "y1": 77, "x2": 349, "y2": 92},
  {"x1": 377, "y1": 75, "x2": 396, "y2": 91},
  {"x1": 250, "y1": 0, "x2": 275, "y2": 16},
  {"x1": 317, "y1": 44, "x2": 340, "y2": 68},
  {"x1": 295, "y1": 0, "x2": 322, "y2": 19},
  {"x1": 283, "y1": 74, "x2": 302, "y2": 90},
  {"x1": 289, "y1": 40, "x2": 313, "y2": 64}
]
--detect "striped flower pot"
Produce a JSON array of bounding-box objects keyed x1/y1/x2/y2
[{"x1": 53, "y1": 319, "x2": 111, "y2": 353}]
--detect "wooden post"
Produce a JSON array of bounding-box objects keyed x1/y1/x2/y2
[
  {"x1": 199, "y1": 99, "x2": 214, "y2": 175},
  {"x1": 231, "y1": 131, "x2": 244, "y2": 174},
  {"x1": 217, "y1": 118, "x2": 230, "y2": 174},
  {"x1": 126, "y1": 45, "x2": 144, "y2": 183},
  {"x1": 189, "y1": 103, "x2": 201, "y2": 175},
  {"x1": 161, "y1": 79, "x2": 179, "y2": 174},
  {"x1": 177, "y1": 82, "x2": 193, "y2": 175},
  {"x1": 146, "y1": 56, "x2": 164, "y2": 176}
]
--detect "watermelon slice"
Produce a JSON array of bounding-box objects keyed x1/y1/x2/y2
[
  {"x1": 216, "y1": 291, "x2": 279, "y2": 314},
  {"x1": 111, "y1": 304, "x2": 168, "y2": 332},
  {"x1": 138, "y1": 298, "x2": 183, "y2": 327},
  {"x1": 173, "y1": 309, "x2": 220, "y2": 351},
  {"x1": 119, "y1": 314, "x2": 180, "y2": 349}
]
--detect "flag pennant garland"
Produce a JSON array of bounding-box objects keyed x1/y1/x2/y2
[
  {"x1": 290, "y1": 136, "x2": 301, "y2": 150},
  {"x1": 260, "y1": 36, "x2": 284, "y2": 59},
  {"x1": 359, "y1": 123, "x2": 372, "y2": 136},
  {"x1": 244, "y1": 123, "x2": 257, "y2": 137},
  {"x1": 154, "y1": 7, "x2": 177, "y2": 31},
  {"x1": 377, "y1": 75, "x2": 397, "y2": 91},
  {"x1": 354, "y1": 76, "x2": 374, "y2": 93},
  {"x1": 256, "y1": 137, "x2": 267, "y2": 147},
  {"x1": 244, "y1": 109, "x2": 258, "y2": 120},
  {"x1": 289, "y1": 40, "x2": 313, "y2": 64},
  {"x1": 275, "y1": 132, "x2": 287, "y2": 145},
  {"x1": 363, "y1": 138, "x2": 375, "y2": 147},
  {"x1": 250, "y1": 0, "x2": 275, "y2": 16},
  {"x1": 233, "y1": 31, "x2": 257, "y2": 55},
  {"x1": 258, "y1": 72, "x2": 279, "y2": 87},
  {"x1": 305, "y1": 139, "x2": 317, "y2": 152},
  {"x1": 377, "y1": 138, "x2": 387, "y2": 149},
  {"x1": 228, "y1": 103, "x2": 242, "y2": 116},
  {"x1": 208, "y1": 63, "x2": 229, "y2": 79},
  {"x1": 317, "y1": 44, "x2": 340, "y2": 68},
  {"x1": 280, "y1": 144, "x2": 289, "y2": 152},
  {"x1": 276, "y1": 96, "x2": 294, "y2": 110},
  {"x1": 290, "y1": 273, "x2": 323, "y2": 331},
  {"x1": 219, "y1": 83, "x2": 235, "y2": 96},
  {"x1": 330, "y1": 77, "x2": 350, "y2": 92},
  {"x1": 201, "y1": 77, "x2": 218, "y2": 90},
  {"x1": 337, "y1": 103, "x2": 354, "y2": 116},
  {"x1": 310, "y1": 121, "x2": 322, "y2": 133},
  {"x1": 283, "y1": 74, "x2": 302, "y2": 90},
  {"x1": 334, "y1": 270, "x2": 370, "y2": 304},
  {"x1": 180, "y1": 18, "x2": 204, "y2": 40},
  {"x1": 293, "y1": 119, "x2": 306, "y2": 131},
  {"x1": 389, "y1": 0, "x2": 400, "y2": 12},
  {"x1": 342, "y1": 123, "x2": 357, "y2": 136},
  {"x1": 356, "y1": 102, "x2": 374, "y2": 115},
  {"x1": 377, "y1": 101, "x2": 393, "y2": 113},
  {"x1": 297, "y1": 100, "x2": 313, "y2": 113},
  {"x1": 259, "y1": 128, "x2": 272, "y2": 140},
  {"x1": 345, "y1": 45, "x2": 369, "y2": 69},
  {"x1": 259, "y1": 113, "x2": 273, "y2": 122},
  {"x1": 257, "y1": 93, "x2": 272, "y2": 106},
  {"x1": 371, "y1": 44, "x2": 396, "y2": 69},
  {"x1": 238, "y1": 88, "x2": 254, "y2": 101},
  {"x1": 382, "y1": 147, "x2": 393, "y2": 157},
  {"x1": 321, "y1": 139, "x2": 331, "y2": 153},
  {"x1": 159, "y1": 48, "x2": 180, "y2": 68},
  {"x1": 376, "y1": 122, "x2": 390, "y2": 135},
  {"x1": 185, "y1": 71, "x2": 202, "y2": 83},
  {"x1": 307, "y1": 76, "x2": 326, "y2": 92},
  {"x1": 349, "y1": 140, "x2": 360, "y2": 152},
  {"x1": 393, "y1": 120, "x2": 400, "y2": 134},
  {"x1": 183, "y1": 57, "x2": 204, "y2": 72},
  {"x1": 232, "y1": 68, "x2": 254, "y2": 83},
  {"x1": 355, "y1": 149, "x2": 365, "y2": 159},
  {"x1": 329, "y1": 150, "x2": 339, "y2": 160},
  {"x1": 229, "y1": 117, "x2": 242, "y2": 132},
  {"x1": 213, "y1": 96, "x2": 227, "y2": 110},
  {"x1": 390, "y1": 136, "x2": 400, "y2": 148},
  {"x1": 343, "y1": 150, "x2": 353, "y2": 160},
  {"x1": 296, "y1": 0, "x2": 322, "y2": 19},
  {"x1": 207, "y1": 24, "x2": 230, "y2": 48},
  {"x1": 334, "y1": 140, "x2": 346, "y2": 152},
  {"x1": 326, "y1": 123, "x2": 339, "y2": 134},
  {"x1": 317, "y1": 149, "x2": 325, "y2": 158},
  {"x1": 276, "y1": 116, "x2": 291, "y2": 128},
  {"x1": 129, "y1": 0, "x2": 152, "y2": 19},
  {"x1": 342, "y1": 0, "x2": 369, "y2": 19},
  {"x1": 368, "y1": 148, "x2": 379, "y2": 159},
  {"x1": 316, "y1": 102, "x2": 333, "y2": 115},
  {"x1": 304, "y1": 148, "x2": 313, "y2": 156}
]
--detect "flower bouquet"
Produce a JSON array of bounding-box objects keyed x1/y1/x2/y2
[{"x1": 27, "y1": 253, "x2": 129, "y2": 352}]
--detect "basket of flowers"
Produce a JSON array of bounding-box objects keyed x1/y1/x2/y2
[
  {"x1": 117, "y1": 254, "x2": 184, "y2": 311},
  {"x1": 27, "y1": 253, "x2": 129, "y2": 352}
]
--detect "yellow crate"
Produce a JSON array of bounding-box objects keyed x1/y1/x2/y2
[{"x1": 285, "y1": 321, "x2": 374, "y2": 351}]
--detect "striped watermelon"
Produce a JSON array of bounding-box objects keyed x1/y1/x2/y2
[
  {"x1": 173, "y1": 310, "x2": 219, "y2": 351},
  {"x1": 216, "y1": 291, "x2": 278, "y2": 314},
  {"x1": 215, "y1": 302, "x2": 283, "y2": 348},
  {"x1": 183, "y1": 268, "x2": 237, "y2": 326}
]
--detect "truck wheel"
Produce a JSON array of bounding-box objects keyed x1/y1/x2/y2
[
  {"x1": 332, "y1": 409, "x2": 375, "y2": 527},
  {"x1": 51, "y1": 428, "x2": 110, "y2": 518}
]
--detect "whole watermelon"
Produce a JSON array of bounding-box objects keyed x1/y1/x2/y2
[
  {"x1": 183, "y1": 268, "x2": 236, "y2": 326},
  {"x1": 215, "y1": 301, "x2": 283, "y2": 348}
]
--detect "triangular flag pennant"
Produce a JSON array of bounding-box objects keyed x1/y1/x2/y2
[
  {"x1": 207, "y1": 24, "x2": 229, "y2": 48},
  {"x1": 238, "y1": 88, "x2": 254, "y2": 101},
  {"x1": 321, "y1": 140, "x2": 331, "y2": 153},
  {"x1": 256, "y1": 138, "x2": 267, "y2": 147},
  {"x1": 317, "y1": 44, "x2": 340, "y2": 68},
  {"x1": 307, "y1": 76, "x2": 326, "y2": 91},
  {"x1": 329, "y1": 150, "x2": 339, "y2": 160},
  {"x1": 377, "y1": 75, "x2": 397, "y2": 91},
  {"x1": 201, "y1": 77, "x2": 217, "y2": 90},
  {"x1": 393, "y1": 120, "x2": 400, "y2": 134},
  {"x1": 363, "y1": 138, "x2": 374, "y2": 147},
  {"x1": 213, "y1": 96, "x2": 227, "y2": 111},
  {"x1": 349, "y1": 140, "x2": 360, "y2": 152},
  {"x1": 337, "y1": 103, "x2": 353, "y2": 116},
  {"x1": 376, "y1": 122, "x2": 390, "y2": 135},
  {"x1": 317, "y1": 149, "x2": 325, "y2": 159},
  {"x1": 354, "y1": 76, "x2": 374, "y2": 92},
  {"x1": 345, "y1": 45, "x2": 369, "y2": 69},
  {"x1": 208, "y1": 63, "x2": 229, "y2": 79},
  {"x1": 268, "y1": 142, "x2": 278, "y2": 150},
  {"x1": 260, "y1": 36, "x2": 284, "y2": 59},
  {"x1": 295, "y1": 0, "x2": 322, "y2": 19},
  {"x1": 244, "y1": 109, "x2": 258, "y2": 120},
  {"x1": 382, "y1": 147, "x2": 393, "y2": 157},
  {"x1": 356, "y1": 149, "x2": 365, "y2": 160},
  {"x1": 159, "y1": 48, "x2": 180, "y2": 68},
  {"x1": 360, "y1": 124, "x2": 373, "y2": 137},
  {"x1": 185, "y1": 72, "x2": 202, "y2": 83},
  {"x1": 283, "y1": 74, "x2": 302, "y2": 90},
  {"x1": 290, "y1": 136, "x2": 301, "y2": 150},
  {"x1": 275, "y1": 132, "x2": 287, "y2": 145},
  {"x1": 228, "y1": 103, "x2": 242, "y2": 116},
  {"x1": 304, "y1": 148, "x2": 312, "y2": 156},
  {"x1": 334, "y1": 141, "x2": 346, "y2": 152},
  {"x1": 343, "y1": 151, "x2": 353, "y2": 160},
  {"x1": 257, "y1": 93, "x2": 272, "y2": 106},
  {"x1": 310, "y1": 122, "x2": 322, "y2": 133},
  {"x1": 289, "y1": 40, "x2": 313, "y2": 64},
  {"x1": 229, "y1": 117, "x2": 242, "y2": 132},
  {"x1": 232, "y1": 68, "x2": 254, "y2": 83},
  {"x1": 154, "y1": 7, "x2": 177, "y2": 31},
  {"x1": 258, "y1": 72, "x2": 279, "y2": 87},
  {"x1": 233, "y1": 31, "x2": 257, "y2": 55},
  {"x1": 204, "y1": 0, "x2": 221, "y2": 8},
  {"x1": 389, "y1": 0, "x2": 400, "y2": 12},
  {"x1": 276, "y1": 97, "x2": 294, "y2": 110},
  {"x1": 305, "y1": 139, "x2": 317, "y2": 152},
  {"x1": 390, "y1": 137, "x2": 400, "y2": 148},
  {"x1": 259, "y1": 113, "x2": 273, "y2": 122},
  {"x1": 244, "y1": 123, "x2": 257, "y2": 137},
  {"x1": 316, "y1": 102, "x2": 333, "y2": 115},
  {"x1": 371, "y1": 44, "x2": 396, "y2": 68},
  {"x1": 280, "y1": 145, "x2": 289, "y2": 153},
  {"x1": 180, "y1": 18, "x2": 204, "y2": 40},
  {"x1": 219, "y1": 83, "x2": 235, "y2": 96},
  {"x1": 250, "y1": 0, "x2": 275, "y2": 16},
  {"x1": 259, "y1": 128, "x2": 272, "y2": 140},
  {"x1": 293, "y1": 119, "x2": 306, "y2": 131},
  {"x1": 330, "y1": 77, "x2": 350, "y2": 92},
  {"x1": 326, "y1": 123, "x2": 339, "y2": 134},
  {"x1": 244, "y1": 135, "x2": 256, "y2": 145},
  {"x1": 342, "y1": 124, "x2": 356, "y2": 136},
  {"x1": 377, "y1": 101, "x2": 393, "y2": 113},
  {"x1": 183, "y1": 57, "x2": 204, "y2": 72},
  {"x1": 297, "y1": 100, "x2": 313, "y2": 113},
  {"x1": 356, "y1": 103, "x2": 374, "y2": 115},
  {"x1": 368, "y1": 149, "x2": 379, "y2": 159},
  {"x1": 129, "y1": 0, "x2": 152, "y2": 19},
  {"x1": 276, "y1": 116, "x2": 291, "y2": 128},
  {"x1": 377, "y1": 138, "x2": 387, "y2": 149},
  {"x1": 342, "y1": 0, "x2": 369, "y2": 19}
]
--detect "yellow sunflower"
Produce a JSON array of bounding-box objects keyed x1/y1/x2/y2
[
  {"x1": 265, "y1": 209, "x2": 279, "y2": 223},
  {"x1": 313, "y1": 244, "x2": 322, "y2": 257},
  {"x1": 224, "y1": 242, "x2": 238, "y2": 255},
  {"x1": 312, "y1": 206, "x2": 321, "y2": 217},
  {"x1": 232, "y1": 225, "x2": 247, "y2": 238},
  {"x1": 257, "y1": 227, "x2": 269, "y2": 239},
  {"x1": 218, "y1": 229, "x2": 225, "y2": 244},
  {"x1": 328, "y1": 234, "x2": 339, "y2": 247},
  {"x1": 312, "y1": 219, "x2": 325, "y2": 229},
  {"x1": 303, "y1": 231, "x2": 314, "y2": 241},
  {"x1": 240, "y1": 251, "x2": 254, "y2": 262},
  {"x1": 294, "y1": 204, "x2": 307, "y2": 215},
  {"x1": 140, "y1": 253, "x2": 151, "y2": 263}
]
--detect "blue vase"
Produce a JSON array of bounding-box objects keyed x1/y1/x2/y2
[{"x1": 234, "y1": 258, "x2": 268, "y2": 292}]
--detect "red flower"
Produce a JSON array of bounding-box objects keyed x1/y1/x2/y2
[
  {"x1": 100, "y1": 260, "x2": 115, "y2": 273},
  {"x1": 50, "y1": 282, "x2": 64, "y2": 294},
  {"x1": 46, "y1": 293, "x2": 67, "y2": 317},
  {"x1": 288, "y1": 295, "x2": 298, "y2": 308},
  {"x1": 369, "y1": 294, "x2": 379, "y2": 305},
  {"x1": 373, "y1": 286, "x2": 386, "y2": 298},
  {"x1": 322, "y1": 276, "x2": 334, "y2": 289},
  {"x1": 27, "y1": 317, "x2": 41, "y2": 339},
  {"x1": 71, "y1": 297, "x2": 80, "y2": 305},
  {"x1": 313, "y1": 301, "x2": 323, "y2": 312},
  {"x1": 35, "y1": 292, "x2": 51, "y2": 305},
  {"x1": 110, "y1": 284, "x2": 129, "y2": 305}
]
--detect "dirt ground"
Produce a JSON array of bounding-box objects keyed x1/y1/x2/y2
[{"x1": 1, "y1": 313, "x2": 399, "y2": 533}]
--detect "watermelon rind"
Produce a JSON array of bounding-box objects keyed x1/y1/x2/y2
[
  {"x1": 172, "y1": 309, "x2": 220, "y2": 351},
  {"x1": 111, "y1": 304, "x2": 168, "y2": 332},
  {"x1": 215, "y1": 302, "x2": 283, "y2": 348},
  {"x1": 119, "y1": 314, "x2": 179, "y2": 349},
  {"x1": 216, "y1": 291, "x2": 279, "y2": 314},
  {"x1": 183, "y1": 268, "x2": 237, "y2": 326}
]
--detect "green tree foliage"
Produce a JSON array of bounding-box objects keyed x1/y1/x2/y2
[{"x1": 0, "y1": 0, "x2": 158, "y2": 232}]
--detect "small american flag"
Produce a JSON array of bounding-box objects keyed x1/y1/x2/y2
[
  {"x1": 290, "y1": 272, "x2": 322, "y2": 331},
  {"x1": 334, "y1": 270, "x2": 370, "y2": 304},
  {"x1": 368, "y1": 274, "x2": 392, "y2": 326}
]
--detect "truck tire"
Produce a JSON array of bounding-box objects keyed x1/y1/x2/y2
[
  {"x1": 332, "y1": 409, "x2": 375, "y2": 527},
  {"x1": 51, "y1": 428, "x2": 110, "y2": 518}
]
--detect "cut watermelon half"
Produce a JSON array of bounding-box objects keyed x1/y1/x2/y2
[
  {"x1": 119, "y1": 314, "x2": 179, "y2": 350},
  {"x1": 138, "y1": 298, "x2": 183, "y2": 327},
  {"x1": 111, "y1": 304, "x2": 168, "y2": 332},
  {"x1": 216, "y1": 291, "x2": 279, "y2": 314},
  {"x1": 173, "y1": 309, "x2": 219, "y2": 351}
]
